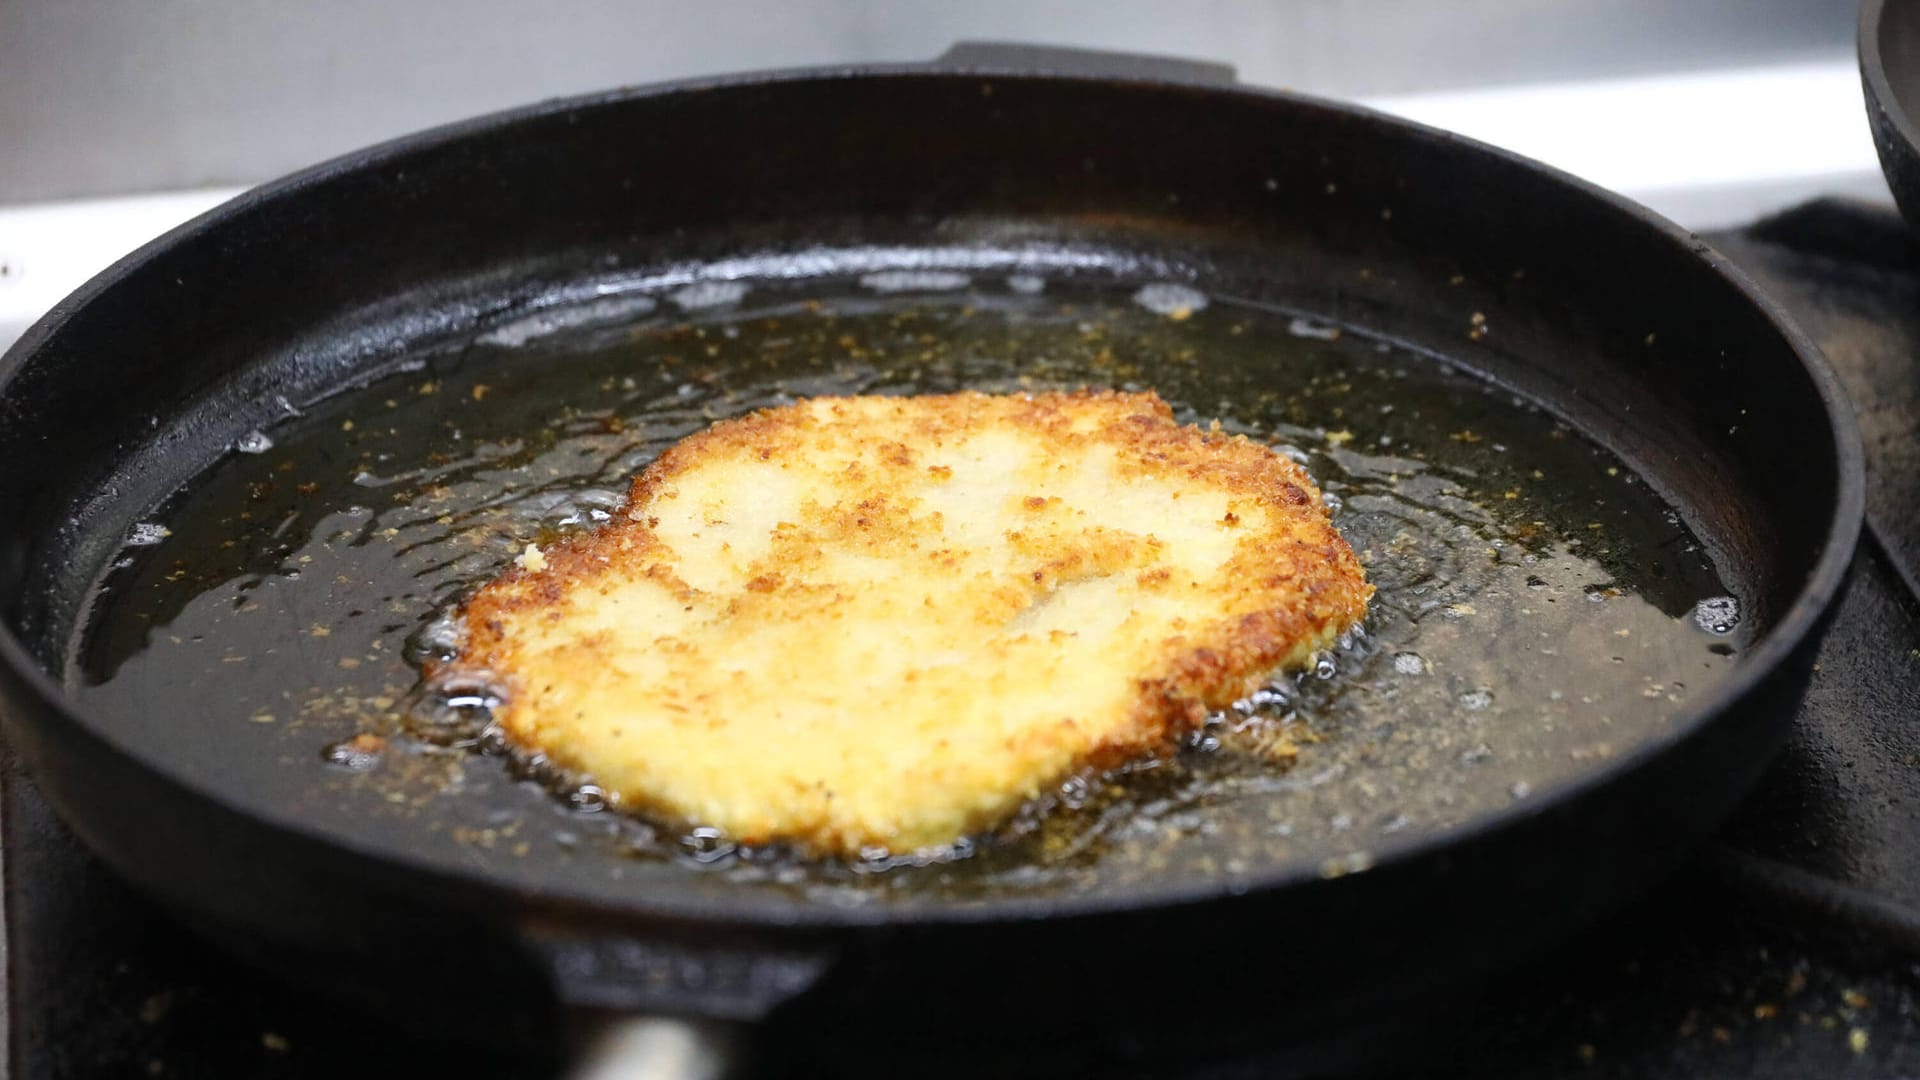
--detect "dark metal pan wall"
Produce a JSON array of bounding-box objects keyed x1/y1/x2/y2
[{"x1": 1864, "y1": 0, "x2": 1920, "y2": 230}]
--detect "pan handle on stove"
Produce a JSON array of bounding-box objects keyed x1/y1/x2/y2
[
  {"x1": 521, "y1": 917, "x2": 837, "y2": 1078},
  {"x1": 570, "y1": 1013, "x2": 743, "y2": 1080},
  {"x1": 932, "y1": 40, "x2": 1238, "y2": 86}
]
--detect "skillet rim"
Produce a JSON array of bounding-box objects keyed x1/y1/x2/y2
[
  {"x1": 0, "y1": 60, "x2": 1867, "y2": 931},
  {"x1": 1862, "y1": 0, "x2": 1920, "y2": 178}
]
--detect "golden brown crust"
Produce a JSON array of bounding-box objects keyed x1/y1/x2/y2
[{"x1": 444, "y1": 390, "x2": 1371, "y2": 854}]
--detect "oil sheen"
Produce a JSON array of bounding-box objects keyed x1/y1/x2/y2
[{"x1": 71, "y1": 275, "x2": 1741, "y2": 907}]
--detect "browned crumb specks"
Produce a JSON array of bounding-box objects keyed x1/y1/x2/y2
[{"x1": 445, "y1": 390, "x2": 1371, "y2": 855}]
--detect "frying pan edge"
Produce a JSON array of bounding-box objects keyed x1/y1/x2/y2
[
  {"x1": 0, "y1": 61, "x2": 1866, "y2": 936},
  {"x1": 1861, "y1": 0, "x2": 1920, "y2": 228}
]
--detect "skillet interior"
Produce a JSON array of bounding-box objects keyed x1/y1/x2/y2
[
  {"x1": 0, "y1": 68, "x2": 1860, "y2": 1031},
  {"x1": 61, "y1": 268, "x2": 1745, "y2": 901}
]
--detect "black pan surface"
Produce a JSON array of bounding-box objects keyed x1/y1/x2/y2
[{"x1": 0, "y1": 51, "x2": 1863, "y2": 1042}]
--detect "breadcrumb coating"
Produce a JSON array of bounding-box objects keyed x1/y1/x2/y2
[{"x1": 447, "y1": 390, "x2": 1371, "y2": 855}]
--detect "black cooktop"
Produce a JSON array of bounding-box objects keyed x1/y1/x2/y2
[{"x1": 6, "y1": 198, "x2": 1920, "y2": 1079}]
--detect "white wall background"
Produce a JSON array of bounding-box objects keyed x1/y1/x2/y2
[
  {"x1": 0, "y1": 0, "x2": 1887, "y2": 350},
  {"x1": 0, "y1": 0, "x2": 1860, "y2": 200}
]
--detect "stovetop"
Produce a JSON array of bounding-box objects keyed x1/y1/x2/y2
[{"x1": 5, "y1": 198, "x2": 1920, "y2": 1079}]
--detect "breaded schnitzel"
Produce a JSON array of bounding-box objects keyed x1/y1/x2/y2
[{"x1": 447, "y1": 390, "x2": 1371, "y2": 855}]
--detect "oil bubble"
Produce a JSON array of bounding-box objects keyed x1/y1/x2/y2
[
  {"x1": 322, "y1": 735, "x2": 385, "y2": 770},
  {"x1": 1059, "y1": 775, "x2": 1092, "y2": 808},
  {"x1": 1131, "y1": 282, "x2": 1207, "y2": 317},
  {"x1": 511, "y1": 752, "x2": 565, "y2": 787},
  {"x1": 235, "y1": 430, "x2": 274, "y2": 454},
  {"x1": 405, "y1": 609, "x2": 467, "y2": 664},
  {"x1": 407, "y1": 678, "x2": 501, "y2": 745},
  {"x1": 476, "y1": 723, "x2": 509, "y2": 755},
  {"x1": 680, "y1": 826, "x2": 736, "y2": 864},
  {"x1": 1234, "y1": 683, "x2": 1292, "y2": 715},
  {"x1": 568, "y1": 783, "x2": 609, "y2": 813}
]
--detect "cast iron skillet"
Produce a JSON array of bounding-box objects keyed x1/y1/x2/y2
[
  {"x1": 0, "y1": 44, "x2": 1864, "y2": 1076},
  {"x1": 1863, "y1": 0, "x2": 1920, "y2": 229}
]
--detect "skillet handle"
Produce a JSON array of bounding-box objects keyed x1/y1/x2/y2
[
  {"x1": 932, "y1": 40, "x2": 1238, "y2": 86},
  {"x1": 521, "y1": 919, "x2": 836, "y2": 1077},
  {"x1": 526, "y1": 922, "x2": 833, "y2": 1014},
  {"x1": 568, "y1": 1013, "x2": 745, "y2": 1080}
]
